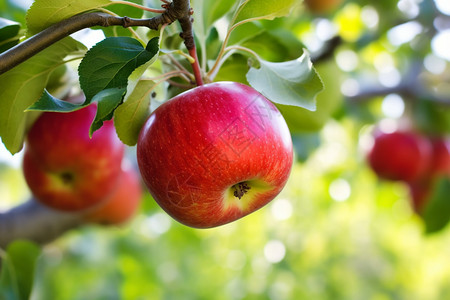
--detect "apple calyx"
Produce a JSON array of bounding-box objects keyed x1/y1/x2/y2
[
  {"x1": 60, "y1": 172, "x2": 75, "y2": 185},
  {"x1": 49, "y1": 171, "x2": 76, "y2": 190},
  {"x1": 233, "y1": 182, "x2": 251, "y2": 199}
]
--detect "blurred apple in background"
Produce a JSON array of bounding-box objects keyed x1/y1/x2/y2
[
  {"x1": 84, "y1": 163, "x2": 143, "y2": 225},
  {"x1": 23, "y1": 103, "x2": 125, "y2": 212},
  {"x1": 428, "y1": 137, "x2": 450, "y2": 177},
  {"x1": 367, "y1": 130, "x2": 432, "y2": 182}
]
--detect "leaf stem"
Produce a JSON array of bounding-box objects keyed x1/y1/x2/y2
[
  {"x1": 206, "y1": 21, "x2": 243, "y2": 78},
  {"x1": 144, "y1": 69, "x2": 193, "y2": 83},
  {"x1": 112, "y1": 0, "x2": 166, "y2": 13},
  {"x1": 208, "y1": 45, "x2": 259, "y2": 81},
  {"x1": 97, "y1": 8, "x2": 145, "y2": 42}
]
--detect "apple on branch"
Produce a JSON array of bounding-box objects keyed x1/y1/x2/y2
[
  {"x1": 137, "y1": 82, "x2": 293, "y2": 228},
  {"x1": 367, "y1": 130, "x2": 432, "y2": 182},
  {"x1": 428, "y1": 136, "x2": 450, "y2": 178},
  {"x1": 23, "y1": 103, "x2": 125, "y2": 211}
]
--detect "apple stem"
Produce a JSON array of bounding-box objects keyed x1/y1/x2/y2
[
  {"x1": 233, "y1": 182, "x2": 251, "y2": 199},
  {"x1": 188, "y1": 46, "x2": 204, "y2": 86}
]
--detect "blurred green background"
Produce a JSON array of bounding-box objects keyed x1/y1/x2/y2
[
  {"x1": 3, "y1": 120, "x2": 450, "y2": 300},
  {"x1": 2, "y1": 0, "x2": 450, "y2": 299}
]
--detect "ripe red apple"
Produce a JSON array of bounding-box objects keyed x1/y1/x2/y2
[
  {"x1": 367, "y1": 130, "x2": 432, "y2": 182},
  {"x1": 23, "y1": 103, "x2": 125, "y2": 211},
  {"x1": 84, "y1": 164, "x2": 143, "y2": 225},
  {"x1": 428, "y1": 137, "x2": 450, "y2": 177},
  {"x1": 137, "y1": 82, "x2": 293, "y2": 228},
  {"x1": 407, "y1": 179, "x2": 432, "y2": 214}
]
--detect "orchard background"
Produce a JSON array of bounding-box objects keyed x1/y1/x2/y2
[{"x1": 1, "y1": 0, "x2": 450, "y2": 299}]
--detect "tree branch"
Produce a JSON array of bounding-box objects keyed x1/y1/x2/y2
[
  {"x1": 175, "y1": 0, "x2": 203, "y2": 85},
  {"x1": 0, "y1": 3, "x2": 186, "y2": 75},
  {"x1": 347, "y1": 61, "x2": 450, "y2": 106},
  {"x1": 0, "y1": 199, "x2": 83, "y2": 248}
]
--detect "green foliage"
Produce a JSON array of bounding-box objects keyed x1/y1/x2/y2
[
  {"x1": 2, "y1": 0, "x2": 450, "y2": 297},
  {"x1": 0, "y1": 0, "x2": 27, "y2": 25},
  {"x1": 0, "y1": 0, "x2": 324, "y2": 153},
  {"x1": 192, "y1": 0, "x2": 236, "y2": 41},
  {"x1": 423, "y1": 178, "x2": 450, "y2": 234},
  {"x1": 232, "y1": 0, "x2": 298, "y2": 25},
  {"x1": 27, "y1": 37, "x2": 159, "y2": 137},
  {"x1": 0, "y1": 17, "x2": 20, "y2": 52},
  {"x1": 0, "y1": 37, "x2": 86, "y2": 154},
  {"x1": 247, "y1": 52, "x2": 323, "y2": 111},
  {"x1": 100, "y1": 0, "x2": 144, "y2": 38},
  {"x1": 27, "y1": 90, "x2": 84, "y2": 112},
  {"x1": 78, "y1": 37, "x2": 158, "y2": 103},
  {"x1": 114, "y1": 80, "x2": 154, "y2": 146},
  {"x1": 26, "y1": 0, "x2": 111, "y2": 35},
  {"x1": 414, "y1": 98, "x2": 450, "y2": 135},
  {"x1": 0, "y1": 240, "x2": 41, "y2": 300},
  {"x1": 280, "y1": 60, "x2": 343, "y2": 133},
  {"x1": 90, "y1": 87, "x2": 127, "y2": 135}
]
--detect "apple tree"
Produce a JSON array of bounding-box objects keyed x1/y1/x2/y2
[{"x1": 1, "y1": 0, "x2": 450, "y2": 298}]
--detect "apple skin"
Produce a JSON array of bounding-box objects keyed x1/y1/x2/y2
[
  {"x1": 137, "y1": 82, "x2": 293, "y2": 228},
  {"x1": 84, "y1": 165, "x2": 143, "y2": 225},
  {"x1": 407, "y1": 179, "x2": 432, "y2": 214},
  {"x1": 429, "y1": 137, "x2": 450, "y2": 177},
  {"x1": 368, "y1": 131, "x2": 432, "y2": 182},
  {"x1": 23, "y1": 104, "x2": 125, "y2": 211}
]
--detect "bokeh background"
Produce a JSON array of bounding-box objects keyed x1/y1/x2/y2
[{"x1": 2, "y1": 0, "x2": 450, "y2": 299}]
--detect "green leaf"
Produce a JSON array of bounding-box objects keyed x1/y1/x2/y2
[
  {"x1": 246, "y1": 51, "x2": 324, "y2": 111},
  {"x1": 90, "y1": 87, "x2": 127, "y2": 136},
  {"x1": 0, "y1": 240, "x2": 41, "y2": 300},
  {"x1": 227, "y1": 22, "x2": 265, "y2": 46},
  {"x1": 292, "y1": 133, "x2": 321, "y2": 162},
  {"x1": 192, "y1": 0, "x2": 236, "y2": 40},
  {"x1": 0, "y1": 251, "x2": 20, "y2": 300},
  {"x1": 423, "y1": 178, "x2": 450, "y2": 234},
  {"x1": 26, "y1": 0, "x2": 111, "y2": 35},
  {"x1": 240, "y1": 29, "x2": 305, "y2": 62},
  {"x1": 0, "y1": 17, "x2": 20, "y2": 52},
  {"x1": 27, "y1": 90, "x2": 84, "y2": 112},
  {"x1": 0, "y1": 17, "x2": 20, "y2": 36},
  {"x1": 277, "y1": 60, "x2": 343, "y2": 133},
  {"x1": 111, "y1": 36, "x2": 160, "y2": 144},
  {"x1": 414, "y1": 98, "x2": 450, "y2": 135},
  {"x1": 114, "y1": 80, "x2": 154, "y2": 146},
  {"x1": 214, "y1": 53, "x2": 249, "y2": 84},
  {"x1": 0, "y1": 1, "x2": 27, "y2": 25},
  {"x1": 232, "y1": 0, "x2": 297, "y2": 25},
  {"x1": 0, "y1": 37, "x2": 86, "y2": 154},
  {"x1": 78, "y1": 37, "x2": 159, "y2": 103}
]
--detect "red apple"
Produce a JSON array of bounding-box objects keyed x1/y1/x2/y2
[
  {"x1": 429, "y1": 137, "x2": 450, "y2": 177},
  {"x1": 23, "y1": 103, "x2": 125, "y2": 211},
  {"x1": 137, "y1": 82, "x2": 293, "y2": 228},
  {"x1": 407, "y1": 179, "x2": 432, "y2": 214},
  {"x1": 368, "y1": 130, "x2": 432, "y2": 182},
  {"x1": 84, "y1": 164, "x2": 143, "y2": 225}
]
